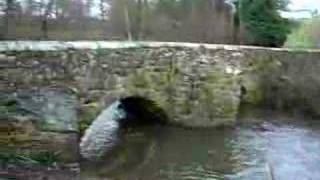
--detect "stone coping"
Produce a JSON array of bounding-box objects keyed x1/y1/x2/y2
[{"x1": 0, "y1": 41, "x2": 319, "y2": 53}]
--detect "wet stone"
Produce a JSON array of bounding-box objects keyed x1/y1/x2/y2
[{"x1": 0, "y1": 88, "x2": 79, "y2": 165}]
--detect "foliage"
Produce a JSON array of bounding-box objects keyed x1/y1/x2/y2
[
  {"x1": 284, "y1": 16, "x2": 320, "y2": 48},
  {"x1": 235, "y1": 0, "x2": 291, "y2": 47}
]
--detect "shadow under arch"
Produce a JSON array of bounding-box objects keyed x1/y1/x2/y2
[{"x1": 118, "y1": 96, "x2": 169, "y2": 128}]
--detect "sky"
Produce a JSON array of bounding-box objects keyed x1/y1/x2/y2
[
  {"x1": 282, "y1": 0, "x2": 320, "y2": 18},
  {"x1": 289, "y1": 0, "x2": 320, "y2": 11}
]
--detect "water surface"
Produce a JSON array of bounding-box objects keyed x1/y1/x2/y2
[{"x1": 81, "y1": 115, "x2": 320, "y2": 180}]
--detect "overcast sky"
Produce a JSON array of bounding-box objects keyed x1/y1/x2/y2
[
  {"x1": 282, "y1": 0, "x2": 320, "y2": 18},
  {"x1": 289, "y1": 0, "x2": 320, "y2": 11}
]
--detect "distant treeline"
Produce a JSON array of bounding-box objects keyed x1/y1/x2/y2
[{"x1": 0, "y1": 0, "x2": 291, "y2": 47}]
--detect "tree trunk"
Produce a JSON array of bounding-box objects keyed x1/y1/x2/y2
[
  {"x1": 136, "y1": 0, "x2": 142, "y2": 40},
  {"x1": 138, "y1": 0, "x2": 148, "y2": 40},
  {"x1": 122, "y1": 0, "x2": 132, "y2": 41},
  {"x1": 4, "y1": 0, "x2": 15, "y2": 39},
  {"x1": 41, "y1": 0, "x2": 54, "y2": 39},
  {"x1": 99, "y1": 0, "x2": 106, "y2": 20}
]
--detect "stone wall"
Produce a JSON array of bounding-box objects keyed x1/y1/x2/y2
[
  {"x1": 1, "y1": 41, "x2": 320, "y2": 130},
  {"x1": 239, "y1": 49, "x2": 320, "y2": 117}
]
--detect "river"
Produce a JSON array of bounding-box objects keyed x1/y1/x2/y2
[{"x1": 81, "y1": 112, "x2": 320, "y2": 180}]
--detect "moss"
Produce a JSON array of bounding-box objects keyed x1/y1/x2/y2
[
  {"x1": 127, "y1": 69, "x2": 162, "y2": 101},
  {"x1": 121, "y1": 63, "x2": 238, "y2": 125},
  {"x1": 124, "y1": 65, "x2": 182, "y2": 121},
  {"x1": 0, "y1": 151, "x2": 59, "y2": 167},
  {"x1": 0, "y1": 122, "x2": 37, "y2": 146},
  {"x1": 245, "y1": 55, "x2": 280, "y2": 74},
  {"x1": 199, "y1": 83, "x2": 219, "y2": 119},
  {"x1": 1, "y1": 99, "x2": 18, "y2": 107},
  {"x1": 221, "y1": 103, "x2": 237, "y2": 118},
  {"x1": 0, "y1": 98, "x2": 19, "y2": 118},
  {"x1": 198, "y1": 69, "x2": 239, "y2": 120},
  {"x1": 245, "y1": 88, "x2": 264, "y2": 105},
  {"x1": 180, "y1": 100, "x2": 193, "y2": 115},
  {"x1": 5, "y1": 134, "x2": 33, "y2": 145},
  {"x1": 0, "y1": 106, "x2": 8, "y2": 115},
  {"x1": 79, "y1": 102, "x2": 102, "y2": 135},
  {"x1": 130, "y1": 69, "x2": 153, "y2": 89},
  {"x1": 240, "y1": 55, "x2": 283, "y2": 106}
]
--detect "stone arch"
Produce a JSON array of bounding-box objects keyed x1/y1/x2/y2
[{"x1": 80, "y1": 95, "x2": 168, "y2": 160}]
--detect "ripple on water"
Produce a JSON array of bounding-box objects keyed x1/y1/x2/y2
[
  {"x1": 227, "y1": 121, "x2": 320, "y2": 180},
  {"x1": 159, "y1": 163, "x2": 224, "y2": 180},
  {"x1": 81, "y1": 119, "x2": 320, "y2": 180}
]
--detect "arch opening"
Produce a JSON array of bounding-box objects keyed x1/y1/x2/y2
[
  {"x1": 80, "y1": 96, "x2": 168, "y2": 160},
  {"x1": 119, "y1": 96, "x2": 169, "y2": 128}
]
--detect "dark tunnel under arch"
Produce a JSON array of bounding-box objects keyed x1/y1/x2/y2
[{"x1": 118, "y1": 96, "x2": 169, "y2": 128}]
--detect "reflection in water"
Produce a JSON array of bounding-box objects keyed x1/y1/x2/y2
[{"x1": 81, "y1": 117, "x2": 320, "y2": 180}]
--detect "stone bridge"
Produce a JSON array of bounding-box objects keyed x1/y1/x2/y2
[
  {"x1": 2, "y1": 41, "x2": 320, "y2": 127},
  {"x1": 1, "y1": 41, "x2": 320, "y2": 163}
]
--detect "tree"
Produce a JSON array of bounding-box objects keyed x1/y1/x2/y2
[
  {"x1": 84, "y1": 0, "x2": 94, "y2": 17},
  {"x1": 3, "y1": 0, "x2": 18, "y2": 39},
  {"x1": 54, "y1": 0, "x2": 71, "y2": 19},
  {"x1": 123, "y1": 0, "x2": 132, "y2": 40},
  {"x1": 235, "y1": 0, "x2": 290, "y2": 47},
  {"x1": 150, "y1": 0, "x2": 235, "y2": 43},
  {"x1": 99, "y1": 0, "x2": 110, "y2": 21},
  {"x1": 128, "y1": 0, "x2": 151, "y2": 40},
  {"x1": 108, "y1": 0, "x2": 133, "y2": 40},
  {"x1": 41, "y1": 0, "x2": 55, "y2": 39},
  {"x1": 25, "y1": 0, "x2": 35, "y2": 16}
]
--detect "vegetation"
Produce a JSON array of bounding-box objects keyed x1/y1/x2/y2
[
  {"x1": 0, "y1": 0, "x2": 235, "y2": 43},
  {"x1": 79, "y1": 102, "x2": 102, "y2": 135},
  {"x1": 0, "y1": 0, "x2": 294, "y2": 47},
  {"x1": 0, "y1": 151, "x2": 59, "y2": 167},
  {"x1": 235, "y1": 0, "x2": 290, "y2": 47},
  {"x1": 2, "y1": 0, "x2": 320, "y2": 48},
  {"x1": 285, "y1": 16, "x2": 320, "y2": 48},
  {"x1": 0, "y1": 96, "x2": 19, "y2": 118}
]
